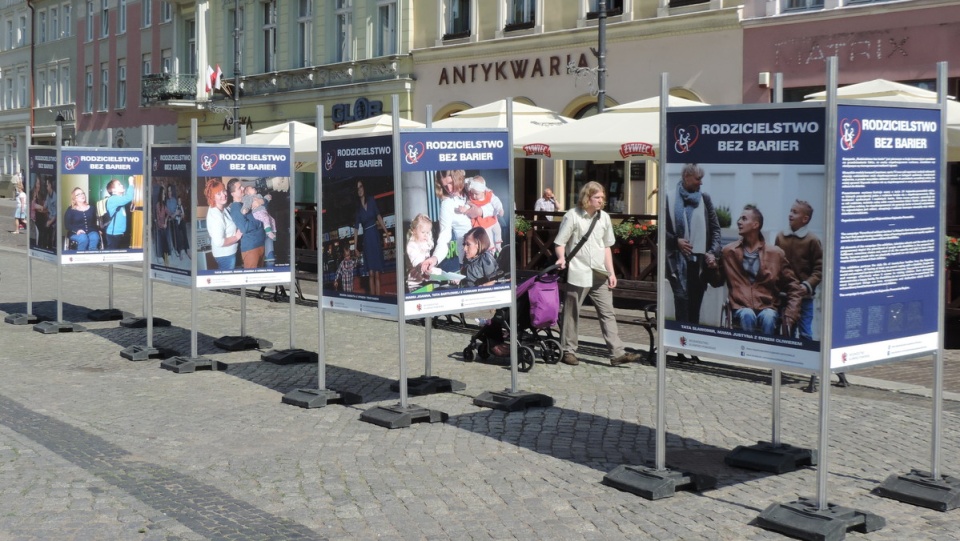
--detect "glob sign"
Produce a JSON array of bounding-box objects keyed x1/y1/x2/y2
[{"x1": 332, "y1": 97, "x2": 383, "y2": 124}]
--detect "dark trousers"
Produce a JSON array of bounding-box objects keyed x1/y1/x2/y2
[{"x1": 673, "y1": 257, "x2": 707, "y2": 325}]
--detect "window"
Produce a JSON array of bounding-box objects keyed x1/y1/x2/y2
[
  {"x1": 262, "y1": 1, "x2": 278, "y2": 71},
  {"x1": 161, "y1": 48, "x2": 172, "y2": 74},
  {"x1": 18, "y1": 15, "x2": 27, "y2": 46},
  {"x1": 84, "y1": 67, "x2": 93, "y2": 112},
  {"x1": 142, "y1": 53, "x2": 151, "y2": 75},
  {"x1": 506, "y1": 0, "x2": 534, "y2": 31},
  {"x1": 6, "y1": 20, "x2": 13, "y2": 50},
  {"x1": 18, "y1": 73, "x2": 27, "y2": 108},
  {"x1": 119, "y1": 0, "x2": 126, "y2": 33},
  {"x1": 444, "y1": 0, "x2": 469, "y2": 39},
  {"x1": 142, "y1": 0, "x2": 152, "y2": 27},
  {"x1": 101, "y1": 0, "x2": 109, "y2": 37},
  {"x1": 297, "y1": 0, "x2": 312, "y2": 67},
  {"x1": 60, "y1": 66, "x2": 70, "y2": 104},
  {"x1": 50, "y1": 68, "x2": 59, "y2": 105},
  {"x1": 37, "y1": 71, "x2": 46, "y2": 106},
  {"x1": 666, "y1": 0, "x2": 706, "y2": 8},
  {"x1": 86, "y1": 1, "x2": 94, "y2": 40},
  {"x1": 5, "y1": 79, "x2": 12, "y2": 110},
  {"x1": 587, "y1": 0, "x2": 623, "y2": 18},
  {"x1": 63, "y1": 4, "x2": 71, "y2": 37},
  {"x1": 51, "y1": 7, "x2": 59, "y2": 40},
  {"x1": 161, "y1": 1, "x2": 172, "y2": 22},
  {"x1": 38, "y1": 11, "x2": 47, "y2": 42},
  {"x1": 186, "y1": 20, "x2": 196, "y2": 75},
  {"x1": 335, "y1": 0, "x2": 352, "y2": 62},
  {"x1": 117, "y1": 59, "x2": 126, "y2": 109},
  {"x1": 375, "y1": 0, "x2": 396, "y2": 56},
  {"x1": 100, "y1": 62, "x2": 108, "y2": 110},
  {"x1": 783, "y1": 0, "x2": 824, "y2": 10}
]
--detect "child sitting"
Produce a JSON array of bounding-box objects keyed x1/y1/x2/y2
[
  {"x1": 406, "y1": 213, "x2": 435, "y2": 292},
  {"x1": 241, "y1": 185, "x2": 277, "y2": 266},
  {"x1": 462, "y1": 176, "x2": 503, "y2": 253},
  {"x1": 460, "y1": 227, "x2": 499, "y2": 288}
]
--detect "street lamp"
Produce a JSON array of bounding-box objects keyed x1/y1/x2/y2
[{"x1": 55, "y1": 113, "x2": 64, "y2": 128}]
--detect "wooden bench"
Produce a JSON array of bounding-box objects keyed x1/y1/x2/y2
[{"x1": 294, "y1": 248, "x2": 319, "y2": 300}]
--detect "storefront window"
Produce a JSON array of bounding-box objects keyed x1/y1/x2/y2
[{"x1": 564, "y1": 102, "x2": 626, "y2": 213}]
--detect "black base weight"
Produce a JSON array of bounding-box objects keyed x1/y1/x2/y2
[
  {"x1": 33, "y1": 321, "x2": 86, "y2": 334},
  {"x1": 159, "y1": 356, "x2": 224, "y2": 374},
  {"x1": 5, "y1": 313, "x2": 39, "y2": 325},
  {"x1": 119, "y1": 316, "x2": 171, "y2": 328},
  {"x1": 120, "y1": 345, "x2": 178, "y2": 361},
  {"x1": 261, "y1": 349, "x2": 318, "y2": 364},
  {"x1": 281, "y1": 388, "x2": 363, "y2": 408},
  {"x1": 603, "y1": 464, "x2": 716, "y2": 500},
  {"x1": 360, "y1": 404, "x2": 448, "y2": 429},
  {"x1": 389, "y1": 376, "x2": 466, "y2": 396},
  {"x1": 473, "y1": 389, "x2": 554, "y2": 412},
  {"x1": 757, "y1": 498, "x2": 884, "y2": 541},
  {"x1": 873, "y1": 469, "x2": 960, "y2": 511},
  {"x1": 215, "y1": 335, "x2": 272, "y2": 351},
  {"x1": 725, "y1": 441, "x2": 817, "y2": 474},
  {"x1": 88, "y1": 308, "x2": 127, "y2": 321}
]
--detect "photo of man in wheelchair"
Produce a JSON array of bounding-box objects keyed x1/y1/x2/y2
[{"x1": 707, "y1": 204, "x2": 807, "y2": 338}]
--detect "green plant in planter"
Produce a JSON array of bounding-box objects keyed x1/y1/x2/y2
[
  {"x1": 947, "y1": 236, "x2": 960, "y2": 269},
  {"x1": 716, "y1": 205, "x2": 732, "y2": 228},
  {"x1": 515, "y1": 215, "x2": 532, "y2": 237},
  {"x1": 613, "y1": 219, "x2": 657, "y2": 245}
]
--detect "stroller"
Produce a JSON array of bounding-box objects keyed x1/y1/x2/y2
[{"x1": 462, "y1": 266, "x2": 563, "y2": 372}]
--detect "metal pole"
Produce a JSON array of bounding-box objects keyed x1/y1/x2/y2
[
  {"x1": 507, "y1": 98, "x2": 519, "y2": 393},
  {"x1": 816, "y1": 56, "x2": 839, "y2": 511},
  {"x1": 24, "y1": 125, "x2": 33, "y2": 315},
  {"x1": 288, "y1": 123, "x2": 296, "y2": 349},
  {"x1": 932, "y1": 60, "x2": 948, "y2": 479},
  {"x1": 239, "y1": 124, "x2": 247, "y2": 337},
  {"x1": 771, "y1": 72, "x2": 784, "y2": 446},
  {"x1": 106, "y1": 128, "x2": 115, "y2": 311},
  {"x1": 424, "y1": 104, "x2": 433, "y2": 372},
  {"x1": 55, "y1": 125, "x2": 63, "y2": 323},
  {"x1": 655, "y1": 72, "x2": 669, "y2": 471},
  {"x1": 146, "y1": 125, "x2": 154, "y2": 348},
  {"x1": 393, "y1": 96, "x2": 409, "y2": 408},
  {"x1": 597, "y1": 0, "x2": 607, "y2": 114},
  {"x1": 190, "y1": 120, "x2": 199, "y2": 359},
  {"x1": 316, "y1": 105, "x2": 326, "y2": 391},
  {"x1": 233, "y1": 0, "x2": 241, "y2": 138}
]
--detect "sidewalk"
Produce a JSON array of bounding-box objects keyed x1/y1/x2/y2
[{"x1": 1, "y1": 205, "x2": 960, "y2": 540}]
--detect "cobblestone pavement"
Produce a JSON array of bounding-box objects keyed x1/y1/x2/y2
[{"x1": 1, "y1": 217, "x2": 960, "y2": 539}]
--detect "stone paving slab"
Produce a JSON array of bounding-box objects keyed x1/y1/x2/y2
[{"x1": 1, "y1": 245, "x2": 960, "y2": 540}]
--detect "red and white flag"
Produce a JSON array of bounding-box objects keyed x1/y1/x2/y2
[
  {"x1": 205, "y1": 65, "x2": 214, "y2": 92},
  {"x1": 211, "y1": 64, "x2": 223, "y2": 92}
]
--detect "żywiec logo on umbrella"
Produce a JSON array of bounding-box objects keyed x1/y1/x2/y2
[
  {"x1": 64, "y1": 155, "x2": 81, "y2": 171},
  {"x1": 620, "y1": 143, "x2": 655, "y2": 159},
  {"x1": 522, "y1": 143, "x2": 551, "y2": 158},
  {"x1": 673, "y1": 125, "x2": 699, "y2": 154},
  {"x1": 839, "y1": 119, "x2": 861, "y2": 151}
]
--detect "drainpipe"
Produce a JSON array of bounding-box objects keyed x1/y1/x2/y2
[{"x1": 26, "y1": 0, "x2": 35, "y2": 135}]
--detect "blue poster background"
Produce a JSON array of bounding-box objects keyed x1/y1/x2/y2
[
  {"x1": 831, "y1": 104, "x2": 941, "y2": 364},
  {"x1": 27, "y1": 148, "x2": 58, "y2": 262}
]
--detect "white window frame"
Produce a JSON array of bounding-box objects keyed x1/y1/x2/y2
[
  {"x1": 161, "y1": 1, "x2": 172, "y2": 23},
  {"x1": 436, "y1": 0, "x2": 476, "y2": 45},
  {"x1": 84, "y1": 67, "x2": 94, "y2": 112},
  {"x1": 783, "y1": 0, "x2": 824, "y2": 10},
  {"x1": 297, "y1": 0, "x2": 313, "y2": 67},
  {"x1": 37, "y1": 70, "x2": 47, "y2": 107},
  {"x1": 117, "y1": 59, "x2": 126, "y2": 109},
  {"x1": 6, "y1": 20, "x2": 13, "y2": 50},
  {"x1": 50, "y1": 67, "x2": 59, "y2": 105},
  {"x1": 86, "y1": 1, "x2": 94, "y2": 41},
  {"x1": 119, "y1": 0, "x2": 126, "y2": 33},
  {"x1": 262, "y1": 1, "x2": 278, "y2": 71},
  {"x1": 142, "y1": 53, "x2": 151, "y2": 76},
  {"x1": 375, "y1": 0, "x2": 396, "y2": 57},
  {"x1": 186, "y1": 19, "x2": 196, "y2": 75},
  {"x1": 579, "y1": 0, "x2": 630, "y2": 26},
  {"x1": 18, "y1": 73, "x2": 27, "y2": 108},
  {"x1": 161, "y1": 48, "x2": 172, "y2": 75},
  {"x1": 334, "y1": 0, "x2": 352, "y2": 62},
  {"x1": 101, "y1": 0, "x2": 109, "y2": 38},
  {"x1": 99, "y1": 62, "x2": 108, "y2": 110},
  {"x1": 38, "y1": 10, "x2": 47, "y2": 43},
  {"x1": 18, "y1": 15, "x2": 27, "y2": 47},
  {"x1": 497, "y1": 0, "x2": 543, "y2": 37},
  {"x1": 60, "y1": 66, "x2": 70, "y2": 104},
  {"x1": 5, "y1": 79, "x2": 12, "y2": 110},
  {"x1": 142, "y1": 0, "x2": 152, "y2": 28},
  {"x1": 63, "y1": 3, "x2": 72, "y2": 37},
  {"x1": 50, "y1": 7, "x2": 59, "y2": 40}
]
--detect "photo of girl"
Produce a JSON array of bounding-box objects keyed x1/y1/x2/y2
[{"x1": 406, "y1": 213, "x2": 434, "y2": 292}]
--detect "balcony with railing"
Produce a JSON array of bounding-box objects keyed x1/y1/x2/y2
[{"x1": 141, "y1": 73, "x2": 198, "y2": 105}]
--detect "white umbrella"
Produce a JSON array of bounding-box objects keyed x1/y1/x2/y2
[
  {"x1": 222, "y1": 120, "x2": 318, "y2": 163},
  {"x1": 327, "y1": 114, "x2": 425, "y2": 138},
  {"x1": 513, "y1": 95, "x2": 707, "y2": 161},
  {"x1": 433, "y1": 99, "x2": 573, "y2": 140}
]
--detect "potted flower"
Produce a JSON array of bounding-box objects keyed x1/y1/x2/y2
[
  {"x1": 947, "y1": 236, "x2": 960, "y2": 269},
  {"x1": 614, "y1": 218, "x2": 657, "y2": 246},
  {"x1": 515, "y1": 214, "x2": 532, "y2": 237}
]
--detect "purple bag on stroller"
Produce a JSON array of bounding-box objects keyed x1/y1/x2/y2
[{"x1": 518, "y1": 273, "x2": 560, "y2": 329}]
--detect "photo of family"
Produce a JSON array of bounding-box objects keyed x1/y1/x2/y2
[
  {"x1": 151, "y1": 176, "x2": 192, "y2": 272},
  {"x1": 662, "y1": 162, "x2": 826, "y2": 345},
  {"x1": 195, "y1": 175, "x2": 291, "y2": 273},
  {"x1": 402, "y1": 168, "x2": 511, "y2": 295}
]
